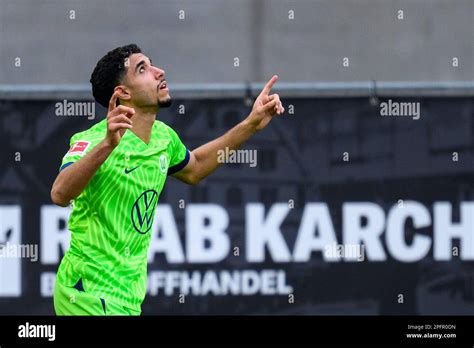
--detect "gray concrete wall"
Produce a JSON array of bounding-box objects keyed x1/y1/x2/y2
[{"x1": 1, "y1": 0, "x2": 473, "y2": 85}]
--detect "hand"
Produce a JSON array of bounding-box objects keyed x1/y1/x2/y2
[
  {"x1": 104, "y1": 91, "x2": 135, "y2": 148},
  {"x1": 247, "y1": 75, "x2": 285, "y2": 131}
]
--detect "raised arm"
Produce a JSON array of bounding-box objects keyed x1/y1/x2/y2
[
  {"x1": 172, "y1": 75, "x2": 284, "y2": 185},
  {"x1": 50, "y1": 92, "x2": 135, "y2": 206}
]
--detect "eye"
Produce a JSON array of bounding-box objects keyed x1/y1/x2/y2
[{"x1": 139, "y1": 66, "x2": 145, "y2": 73}]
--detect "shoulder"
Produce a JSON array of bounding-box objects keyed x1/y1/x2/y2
[
  {"x1": 153, "y1": 120, "x2": 179, "y2": 140},
  {"x1": 70, "y1": 119, "x2": 107, "y2": 143}
]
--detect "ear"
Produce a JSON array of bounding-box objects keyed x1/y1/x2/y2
[{"x1": 114, "y1": 86, "x2": 131, "y2": 103}]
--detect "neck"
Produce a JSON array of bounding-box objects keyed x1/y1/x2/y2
[{"x1": 128, "y1": 105, "x2": 158, "y2": 144}]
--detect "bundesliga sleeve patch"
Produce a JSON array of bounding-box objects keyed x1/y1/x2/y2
[{"x1": 67, "y1": 140, "x2": 90, "y2": 156}]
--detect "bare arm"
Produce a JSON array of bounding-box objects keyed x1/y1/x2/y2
[
  {"x1": 173, "y1": 75, "x2": 284, "y2": 185},
  {"x1": 51, "y1": 141, "x2": 115, "y2": 206},
  {"x1": 50, "y1": 92, "x2": 135, "y2": 206}
]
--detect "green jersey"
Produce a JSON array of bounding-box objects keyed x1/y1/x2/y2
[{"x1": 55, "y1": 118, "x2": 189, "y2": 312}]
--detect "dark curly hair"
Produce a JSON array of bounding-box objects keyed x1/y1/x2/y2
[{"x1": 90, "y1": 44, "x2": 142, "y2": 108}]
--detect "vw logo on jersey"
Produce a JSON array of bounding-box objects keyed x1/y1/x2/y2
[
  {"x1": 131, "y1": 189, "x2": 158, "y2": 234},
  {"x1": 159, "y1": 153, "x2": 168, "y2": 174}
]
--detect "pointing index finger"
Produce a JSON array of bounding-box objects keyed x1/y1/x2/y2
[
  {"x1": 108, "y1": 91, "x2": 119, "y2": 113},
  {"x1": 260, "y1": 75, "x2": 279, "y2": 96}
]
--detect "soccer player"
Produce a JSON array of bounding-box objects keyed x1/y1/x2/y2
[{"x1": 51, "y1": 44, "x2": 284, "y2": 315}]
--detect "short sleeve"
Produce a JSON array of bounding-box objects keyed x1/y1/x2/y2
[
  {"x1": 59, "y1": 133, "x2": 100, "y2": 172},
  {"x1": 166, "y1": 126, "x2": 190, "y2": 175}
]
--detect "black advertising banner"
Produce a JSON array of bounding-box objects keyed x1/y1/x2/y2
[{"x1": 0, "y1": 97, "x2": 473, "y2": 317}]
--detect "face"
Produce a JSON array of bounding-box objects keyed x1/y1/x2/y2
[{"x1": 120, "y1": 53, "x2": 171, "y2": 109}]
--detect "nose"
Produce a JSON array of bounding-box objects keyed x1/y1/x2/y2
[{"x1": 153, "y1": 66, "x2": 165, "y2": 80}]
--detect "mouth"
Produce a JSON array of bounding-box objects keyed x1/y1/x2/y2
[{"x1": 158, "y1": 80, "x2": 168, "y2": 91}]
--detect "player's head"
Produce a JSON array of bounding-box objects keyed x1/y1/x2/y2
[{"x1": 90, "y1": 43, "x2": 171, "y2": 110}]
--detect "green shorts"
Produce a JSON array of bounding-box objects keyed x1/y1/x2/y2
[{"x1": 54, "y1": 279, "x2": 141, "y2": 316}]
